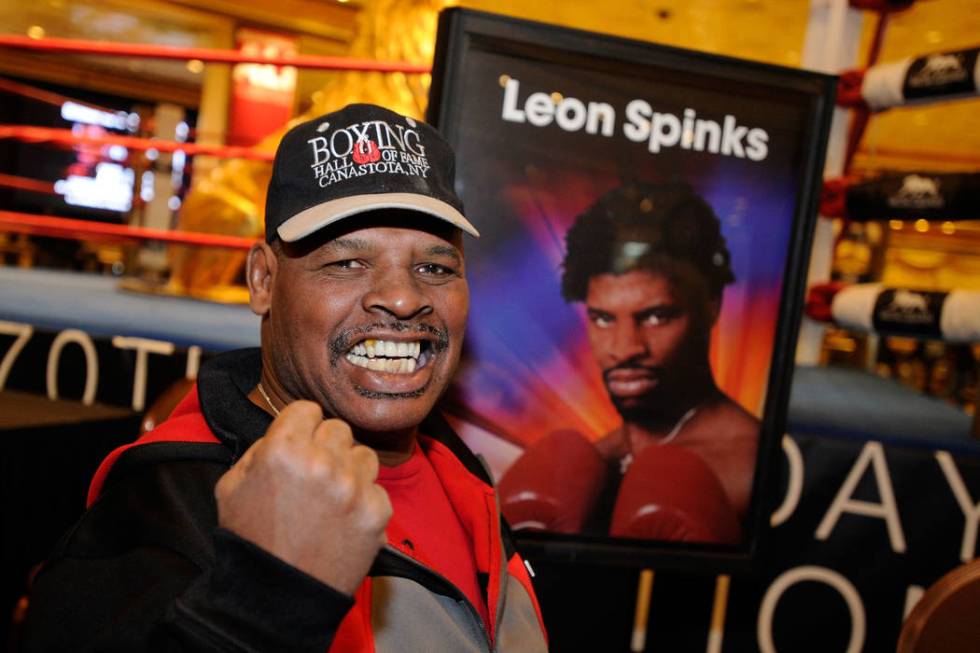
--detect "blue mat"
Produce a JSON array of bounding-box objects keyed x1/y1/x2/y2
[
  {"x1": 0, "y1": 267, "x2": 259, "y2": 351},
  {"x1": 2, "y1": 267, "x2": 975, "y2": 451},
  {"x1": 787, "y1": 364, "x2": 977, "y2": 454}
]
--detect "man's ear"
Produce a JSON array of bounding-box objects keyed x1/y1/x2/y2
[{"x1": 246, "y1": 241, "x2": 277, "y2": 316}]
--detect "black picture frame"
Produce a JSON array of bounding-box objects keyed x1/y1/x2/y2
[{"x1": 428, "y1": 8, "x2": 836, "y2": 572}]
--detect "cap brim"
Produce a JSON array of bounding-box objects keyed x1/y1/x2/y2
[{"x1": 276, "y1": 192, "x2": 479, "y2": 242}]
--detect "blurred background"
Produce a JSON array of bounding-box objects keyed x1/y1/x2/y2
[
  {"x1": 1, "y1": 0, "x2": 977, "y2": 408},
  {"x1": 2, "y1": 2, "x2": 980, "y2": 651}
]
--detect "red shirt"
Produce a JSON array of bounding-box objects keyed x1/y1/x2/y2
[{"x1": 377, "y1": 443, "x2": 489, "y2": 627}]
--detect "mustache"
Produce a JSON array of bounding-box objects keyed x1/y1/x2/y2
[
  {"x1": 329, "y1": 321, "x2": 449, "y2": 363},
  {"x1": 602, "y1": 360, "x2": 662, "y2": 383}
]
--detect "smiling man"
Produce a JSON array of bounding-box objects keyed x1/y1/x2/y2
[
  {"x1": 24, "y1": 105, "x2": 547, "y2": 653},
  {"x1": 563, "y1": 181, "x2": 760, "y2": 535}
]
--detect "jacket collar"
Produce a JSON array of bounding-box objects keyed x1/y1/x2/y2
[{"x1": 198, "y1": 348, "x2": 272, "y2": 460}]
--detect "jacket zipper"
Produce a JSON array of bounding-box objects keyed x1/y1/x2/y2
[{"x1": 378, "y1": 545, "x2": 494, "y2": 651}]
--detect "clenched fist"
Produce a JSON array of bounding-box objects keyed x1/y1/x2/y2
[{"x1": 215, "y1": 400, "x2": 392, "y2": 595}]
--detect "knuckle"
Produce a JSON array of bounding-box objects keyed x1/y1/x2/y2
[
  {"x1": 369, "y1": 486, "x2": 394, "y2": 524},
  {"x1": 303, "y1": 453, "x2": 337, "y2": 480},
  {"x1": 270, "y1": 400, "x2": 323, "y2": 434},
  {"x1": 350, "y1": 444, "x2": 376, "y2": 464},
  {"x1": 214, "y1": 474, "x2": 231, "y2": 500},
  {"x1": 353, "y1": 446, "x2": 380, "y2": 479},
  {"x1": 352, "y1": 443, "x2": 378, "y2": 461},
  {"x1": 329, "y1": 472, "x2": 358, "y2": 505},
  {"x1": 380, "y1": 497, "x2": 394, "y2": 523},
  {"x1": 284, "y1": 399, "x2": 322, "y2": 418},
  {"x1": 260, "y1": 438, "x2": 292, "y2": 466},
  {"x1": 263, "y1": 419, "x2": 292, "y2": 441},
  {"x1": 321, "y1": 418, "x2": 354, "y2": 442}
]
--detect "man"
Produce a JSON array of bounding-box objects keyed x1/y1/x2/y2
[
  {"x1": 565, "y1": 181, "x2": 760, "y2": 530},
  {"x1": 24, "y1": 104, "x2": 547, "y2": 652},
  {"x1": 498, "y1": 181, "x2": 758, "y2": 542}
]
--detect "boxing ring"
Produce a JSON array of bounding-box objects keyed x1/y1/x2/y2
[
  {"x1": 1, "y1": 264, "x2": 973, "y2": 446},
  {"x1": 2, "y1": 2, "x2": 980, "y2": 651}
]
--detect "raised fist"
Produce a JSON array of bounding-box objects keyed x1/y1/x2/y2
[{"x1": 215, "y1": 400, "x2": 392, "y2": 595}]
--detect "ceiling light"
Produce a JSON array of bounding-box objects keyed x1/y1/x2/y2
[
  {"x1": 27, "y1": 25, "x2": 45, "y2": 40},
  {"x1": 186, "y1": 59, "x2": 204, "y2": 74}
]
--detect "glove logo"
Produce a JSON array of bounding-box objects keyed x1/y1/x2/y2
[
  {"x1": 352, "y1": 139, "x2": 381, "y2": 165},
  {"x1": 873, "y1": 288, "x2": 943, "y2": 337},
  {"x1": 908, "y1": 53, "x2": 968, "y2": 88},
  {"x1": 307, "y1": 120, "x2": 431, "y2": 188},
  {"x1": 888, "y1": 174, "x2": 944, "y2": 210}
]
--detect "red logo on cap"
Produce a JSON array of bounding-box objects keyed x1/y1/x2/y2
[{"x1": 352, "y1": 139, "x2": 381, "y2": 165}]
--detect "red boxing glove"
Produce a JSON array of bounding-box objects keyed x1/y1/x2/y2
[
  {"x1": 610, "y1": 444, "x2": 742, "y2": 544},
  {"x1": 498, "y1": 429, "x2": 607, "y2": 533}
]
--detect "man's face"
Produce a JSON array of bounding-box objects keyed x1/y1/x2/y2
[
  {"x1": 263, "y1": 215, "x2": 469, "y2": 434},
  {"x1": 584, "y1": 268, "x2": 712, "y2": 421}
]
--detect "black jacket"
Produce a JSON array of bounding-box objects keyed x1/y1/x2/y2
[{"x1": 23, "y1": 349, "x2": 547, "y2": 652}]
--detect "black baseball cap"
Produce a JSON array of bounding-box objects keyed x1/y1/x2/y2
[{"x1": 264, "y1": 103, "x2": 478, "y2": 242}]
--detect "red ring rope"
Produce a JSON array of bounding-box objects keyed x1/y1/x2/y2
[
  {"x1": 0, "y1": 76, "x2": 114, "y2": 112},
  {"x1": 0, "y1": 126, "x2": 273, "y2": 161},
  {"x1": 0, "y1": 211, "x2": 257, "y2": 250},
  {"x1": 0, "y1": 35, "x2": 431, "y2": 73},
  {"x1": 0, "y1": 173, "x2": 56, "y2": 195}
]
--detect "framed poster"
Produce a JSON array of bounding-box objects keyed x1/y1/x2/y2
[{"x1": 428, "y1": 8, "x2": 835, "y2": 570}]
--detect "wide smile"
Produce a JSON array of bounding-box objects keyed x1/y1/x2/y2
[{"x1": 344, "y1": 337, "x2": 432, "y2": 377}]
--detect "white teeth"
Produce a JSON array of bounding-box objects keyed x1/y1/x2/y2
[
  {"x1": 350, "y1": 339, "x2": 422, "y2": 361},
  {"x1": 344, "y1": 349, "x2": 421, "y2": 374}
]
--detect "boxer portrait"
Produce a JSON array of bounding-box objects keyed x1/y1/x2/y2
[{"x1": 499, "y1": 180, "x2": 759, "y2": 544}]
